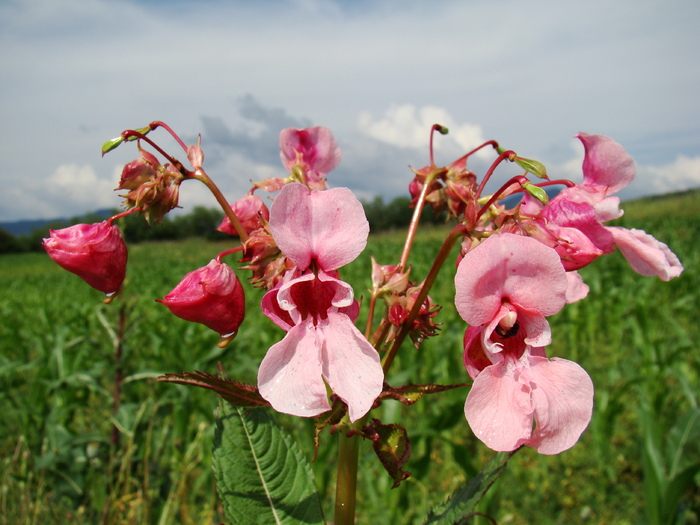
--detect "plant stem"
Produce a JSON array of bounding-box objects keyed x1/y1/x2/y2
[
  {"x1": 190, "y1": 169, "x2": 249, "y2": 241},
  {"x1": 398, "y1": 168, "x2": 442, "y2": 271},
  {"x1": 334, "y1": 431, "x2": 360, "y2": 525},
  {"x1": 382, "y1": 224, "x2": 466, "y2": 373}
]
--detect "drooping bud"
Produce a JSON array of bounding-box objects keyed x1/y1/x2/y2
[
  {"x1": 187, "y1": 135, "x2": 204, "y2": 170},
  {"x1": 43, "y1": 221, "x2": 128, "y2": 300},
  {"x1": 157, "y1": 259, "x2": 245, "y2": 345}
]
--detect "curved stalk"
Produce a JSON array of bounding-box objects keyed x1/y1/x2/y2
[
  {"x1": 382, "y1": 224, "x2": 467, "y2": 373},
  {"x1": 398, "y1": 168, "x2": 442, "y2": 271},
  {"x1": 190, "y1": 169, "x2": 249, "y2": 241}
]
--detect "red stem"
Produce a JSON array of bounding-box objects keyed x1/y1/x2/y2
[
  {"x1": 382, "y1": 224, "x2": 466, "y2": 373},
  {"x1": 474, "y1": 150, "x2": 515, "y2": 201},
  {"x1": 149, "y1": 121, "x2": 189, "y2": 153}
]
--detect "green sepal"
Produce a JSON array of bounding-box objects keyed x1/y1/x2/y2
[
  {"x1": 515, "y1": 156, "x2": 548, "y2": 179},
  {"x1": 495, "y1": 146, "x2": 548, "y2": 179},
  {"x1": 101, "y1": 136, "x2": 125, "y2": 156},
  {"x1": 213, "y1": 401, "x2": 325, "y2": 524},
  {"x1": 522, "y1": 181, "x2": 549, "y2": 205},
  {"x1": 101, "y1": 126, "x2": 153, "y2": 155},
  {"x1": 158, "y1": 370, "x2": 270, "y2": 408}
]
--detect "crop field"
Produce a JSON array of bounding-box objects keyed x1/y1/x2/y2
[{"x1": 1, "y1": 190, "x2": 698, "y2": 524}]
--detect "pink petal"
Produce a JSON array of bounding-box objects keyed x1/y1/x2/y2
[
  {"x1": 464, "y1": 360, "x2": 534, "y2": 452},
  {"x1": 280, "y1": 127, "x2": 341, "y2": 175},
  {"x1": 565, "y1": 271, "x2": 589, "y2": 303},
  {"x1": 578, "y1": 133, "x2": 635, "y2": 196},
  {"x1": 524, "y1": 356, "x2": 594, "y2": 454},
  {"x1": 319, "y1": 312, "x2": 383, "y2": 422},
  {"x1": 608, "y1": 227, "x2": 684, "y2": 281},
  {"x1": 257, "y1": 320, "x2": 331, "y2": 417},
  {"x1": 270, "y1": 182, "x2": 369, "y2": 271},
  {"x1": 455, "y1": 233, "x2": 567, "y2": 325}
]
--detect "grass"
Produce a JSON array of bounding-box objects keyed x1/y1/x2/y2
[{"x1": 1, "y1": 191, "x2": 698, "y2": 524}]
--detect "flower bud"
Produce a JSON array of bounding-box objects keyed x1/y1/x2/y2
[
  {"x1": 217, "y1": 194, "x2": 270, "y2": 236},
  {"x1": 158, "y1": 259, "x2": 245, "y2": 340},
  {"x1": 43, "y1": 221, "x2": 127, "y2": 298}
]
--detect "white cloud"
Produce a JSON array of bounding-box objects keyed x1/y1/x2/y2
[
  {"x1": 358, "y1": 104, "x2": 487, "y2": 158},
  {"x1": 645, "y1": 155, "x2": 700, "y2": 195},
  {"x1": 1, "y1": 0, "x2": 699, "y2": 220},
  {"x1": 45, "y1": 164, "x2": 121, "y2": 213}
]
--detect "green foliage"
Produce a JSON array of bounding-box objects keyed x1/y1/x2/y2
[
  {"x1": 1, "y1": 190, "x2": 698, "y2": 523},
  {"x1": 425, "y1": 451, "x2": 512, "y2": 524},
  {"x1": 213, "y1": 402, "x2": 325, "y2": 524}
]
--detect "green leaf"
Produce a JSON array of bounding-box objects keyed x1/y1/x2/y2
[
  {"x1": 423, "y1": 450, "x2": 513, "y2": 524},
  {"x1": 213, "y1": 401, "x2": 325, "y2": 525},
  {"x1": 158, "y1": 371, "x2": 270, "y2": 408}
]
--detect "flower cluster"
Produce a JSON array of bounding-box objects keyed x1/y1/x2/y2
[{"x1": 44, "y1": 120, "x2": 683, "y2": 462}]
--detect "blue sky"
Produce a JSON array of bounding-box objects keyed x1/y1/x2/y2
[{"x1": 1, "y1": 0, "x2": 699, "y2": 221}]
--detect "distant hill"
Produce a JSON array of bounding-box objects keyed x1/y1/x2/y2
[{"x1": 0, "y1": 209, "x2": 117, "y2": 236}]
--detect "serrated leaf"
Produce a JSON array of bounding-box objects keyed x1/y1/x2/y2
[
  {"x1": 424, "y1": 451, "x2": 513, "y2": 524},
  {"x1": 213, "y1": 402, "x2": 325, "y2": 525},
  {"x1": 362, "y1": 419, "x2": 411, "y2": 488},
  {"x1": 378, "y1": 382, "x2": 468, "y2": 406},
  {"x1": 158, "y1": 371, "x2": 270, "y2": 408}
]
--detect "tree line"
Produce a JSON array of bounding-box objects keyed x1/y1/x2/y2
[{"x1": 0, "y1": 196, "x2": 446, "y2": 255}]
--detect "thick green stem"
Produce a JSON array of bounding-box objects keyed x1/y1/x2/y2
[{"x1": 334, "y1": 431, "x2": 361, "y2": 525}]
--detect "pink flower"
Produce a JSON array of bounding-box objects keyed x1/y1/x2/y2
[
  {"x1": 257, "y1": 182, "x2": 383, "y2": 421},
  {"x1": 279, "y1": 127, "x2": 341, "y2": 187},
  {"x1": 462, "y1": 326, "x2": 593, "y2": 454},
  {"x1": 43, "y1": 221, "x2": 127, "y2": 296},
  {"x1": 543, "y1": 133, "x2": 683, "y2": 280},
  {"x1": 158, "y1": 259, "x2": 245, "y2": 337},
  {"x1": 217, "y1": 194, "x2": 270, "y2": 236},
  {"x1": 455, "y1": 234, "x2": 568, "y2": 353},
  {"x1": 455, "y1": 233, "x2": 593, "y2": 453}
]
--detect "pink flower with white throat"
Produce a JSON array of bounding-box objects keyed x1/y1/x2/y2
[
  {"x1": 455, "y1": 233, "x2": 568, "y2": 353},
  {"x1": 455, "y1": 233, "x2": 593, "y2": 454},
  {"x1": 257, "y1": 182, "x2": 383, "y2": 422}
]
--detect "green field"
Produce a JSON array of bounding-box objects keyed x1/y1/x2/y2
[{"x1": 1, "y1": 191, "x2": 698, "y2": 524}]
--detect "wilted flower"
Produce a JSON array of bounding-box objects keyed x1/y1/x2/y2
[
  {"x1": 43, "y1": 221, "x2": 127, "y2": 298},
  {"x1": 158, "y1": 258, "x2": 245, "y2": 341}
]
